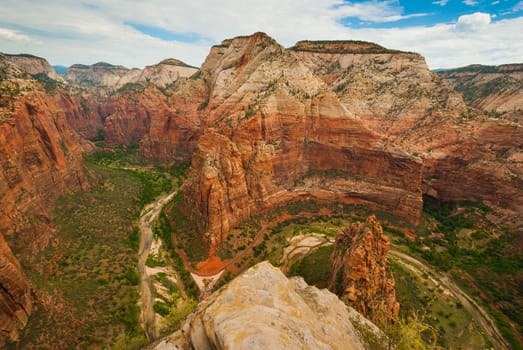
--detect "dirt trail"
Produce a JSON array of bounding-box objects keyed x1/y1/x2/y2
[
  {"x1": 138, "y1": 191, "x2": 176, "y2": 342},
  {"x1": 390, "y1": 249, "x2": 509, "y2": 350}
]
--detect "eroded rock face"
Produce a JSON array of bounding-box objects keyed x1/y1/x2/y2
[
  {"x1": 329, "y1": 216, "x2": 399, "y2": 323},
  {"x1": 438, "y1": 63, "x2": 523, "y2": 116},
  {"x1": 152, "y1": 261, "x2": 375, "y2": 350},
  {"x1": 290, "y1": 40, "x2": 523, "y2": 220},
  {"x1": 0, "y1": 234, "x2": 32, "y2": 347},
  {"x1": 0, "y1": 58, "x2": 90, "y2": 344},
  {"x1": 65, "y1": 62, "x2": 131, "y2": 88},
  {"x1": 183, "y1": 33, "x2": 423, "y2": 249},
  {"x1": 1, "y1": 53, "x2": 63, "y2": 81},
  {"x1": 291, "y1": 40, "x2": 465, "y2": 137},
  {"x1": 64, "y1": 59, "x2": 198, "y2": 91}
]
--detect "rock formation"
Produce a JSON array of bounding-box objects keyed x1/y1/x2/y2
[
  {"x1": 0, "y1": 234, "x2": 32, "y2": 347},
  {"x1": 182, "y1": 33, "x2": 423, "y2": 250},
  {"x1": 152, "y1": 261, "x2": 378, "y2": 350},
  {"x1": 289, "y1": 40, "x2": 523, "y2": 219},
  {"x1": 329, "y1": 215, "x2": 399, "y2": 323},
  {"x1": 64, "y1": 59, "x2": 198, "y2": 91},
  {"x1": 438, "y1": 63, "x2": 523, "y2": 117},
  {"x1": 1, "y1": 52, "x2": 63, "y2": 81},
  {"x1": 0, "y1": 54, "x2": 90, "y2": 344},
  {"x1": 65, "y1": 62, "x2": 131, "y2": 89}
]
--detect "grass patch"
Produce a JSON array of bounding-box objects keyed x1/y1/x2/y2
[
  {"x1": 393, "y1": 199, "x2": 523, "y2": 350},
  {"x1": 288, "y1": 245, "x2": 333, "y2": 288}
]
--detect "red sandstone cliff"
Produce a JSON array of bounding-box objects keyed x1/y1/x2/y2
[
  {"x1": 0, "y1": 234, "x2": 32, "y2": 346},
  {"x1": 182, "y1": 33, "x2": 423, "y2": 250},
  {"x1": 0, "y1": 58, "x2": 90, "y2": 344},
  {"x1": 329, "y1": 215, "x2": 399, "y2": 323},
  {"x1": 291, "y1": 40, "x2": 523, "y2": 219}
]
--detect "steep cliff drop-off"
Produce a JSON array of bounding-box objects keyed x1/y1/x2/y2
[
  {"x1": 329, "y1": 216, "x2": 399, "y2": 324},
  {"x1": 0, "y1": 234, "x2": 32, "y2": 347},
  {"x1": 61, "y1": 58, "x2": 204, "y2": 162},
  {"x1": 182, "y1": 33, "x2": 423, "y2": 250},
  {"x1": 290, "y1": 40, "x2": 523, "y2": 219},
  {"x1": 152, "y1": 262, "x2": 377, "y2": 350},
  {"x1": 0, "y1": 55, "x2": 90, "y2": 345}
]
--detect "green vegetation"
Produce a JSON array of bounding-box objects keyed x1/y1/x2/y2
[
  {"x1": 85, "y1": 145, "x2": 177, "y2": 206},
  {"x1": 32, "y1": 73, "x2": 64, "y2": 93},
  {"x1": 288, "y1": 245, "x2": 333, "y2": 288},
  {"x1": 158, "y1": 291, "x2": 197, "y2": 334},
  {"x1": 115, "y1": 82, "x2": 146, "y2": 94},
  {"x1": 153, "y1": 209, "x2": 200, "y2": 299},
  {"x1": 390, "y1": 199, "x2": 523, "y2": 350},
  {"x1": 391, "y1": 259, "x2": 488, "y2": 349},
  {"x1": 453, "y1": 75, "x2": 521, "y2": 105},
  {"x1": 9, "y1": 146, "x2": 193, "y2": 349},
  {"x1": 163, "y1": 191, "x2": 209, "y2": 262},
  {"x1": 0, "y1": 80, "x2": 21, "y2": 115},
  {"x1": 11, "y1": 164, "x2": 148, "y2": 349}
]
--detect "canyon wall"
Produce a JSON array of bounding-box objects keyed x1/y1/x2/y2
[
  {"x1": 0, "y1": 54, "x2": 90, "y2": 345},
  {"x1": 182, "y1": 33, "x2": 423, "y2": 249},
  {"x1": 291, "y1": 40, "x2": 523, "y2": 218},
  {"x1": 438, "y1": 63, "x2": 523, "y2": 115}
]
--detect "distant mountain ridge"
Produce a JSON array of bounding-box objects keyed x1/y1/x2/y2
[{"x1": 437, "y1": 63, "x2": 523, "y2": 117}]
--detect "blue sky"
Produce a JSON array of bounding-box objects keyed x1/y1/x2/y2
[
  {"x1": 0, "y1": 0, "x2": 522, "y2": 69},
  {"x1": 339, "y1": 0, "x2": 523, "y2": 28}
]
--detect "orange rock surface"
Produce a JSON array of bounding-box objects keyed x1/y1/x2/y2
[
  {"x1": 0, "y1": 58, "x2": 90, "y2": 344},
  {"x1": 329, "y1": 215, "x2": 399, "y2": 323}
]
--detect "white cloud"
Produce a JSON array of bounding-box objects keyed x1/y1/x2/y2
[
  {"x1": 0, "y1": 0, "x2": 522, "y2": 70},
  {"x1": 331, "y1": 0, "x2": 427, "y2": 23},
  {"x1": 456, "y1": 12, "x2": 491, "y2": 32},
  {"x1": 0, "y1": 28, "x2": 30, "y2": 42},
  {"x1": 463, "y1": 0, "x2": 478, "y2": 5},
  {"x1": 433, "y1": 0, "x2": 449, "y2": 6}
]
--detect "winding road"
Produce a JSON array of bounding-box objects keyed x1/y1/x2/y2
[
  {"x1": 389, "y1": 249, "x2": 509, "y2": 350},
  {"x1": 138, "y1": 190, "x2": 176, "y2": 342}
]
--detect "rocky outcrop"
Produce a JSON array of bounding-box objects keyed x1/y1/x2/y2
[
  {"x1": 438, "y1": 63, "x2": 523, "y2": 116},
  {"x1": 0, "y1": 234, "x2": 32, "y2": 347},
  {"x1": 0, "y1": 57, "x2": 90, "y2": 344},
  {"x1": 59, "y1": 59, "x2": 202, "y2": 159},
  {"x1": 329, "y1": 216, "x2": 399, "y2": 323},
  {"x1": 64, "y1": 59, "x2": 198, "y2": 91},
  {"x1": 65, "y1": 62, "x2": 130, "y2": 89},
  {"x1": 290, "y1": 40, "x2": 523, "y2": 219},
  {"x1": 1, "y1": 53, "x2": 63, "y2": 81},
  {"x1": 182, "y1": 33, "x2": 423, "y2": 250},
  {"x1": 126, "y1": 58, "x2": 198, "y2": 88},
  {"x1": 152, "y1": 261, "x2": 377, "y2": 350},
  {"x1": 291, "y1": 40, "x2": 465, "y2": 137}
]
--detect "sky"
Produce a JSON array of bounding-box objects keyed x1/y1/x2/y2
[{"x1": 1, "y1": 0, "x2": 523, "y2": 70}]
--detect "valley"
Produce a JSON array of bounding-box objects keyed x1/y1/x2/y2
[{"x1": 1, "y1": 31, "x2": 522, "y2": 349}]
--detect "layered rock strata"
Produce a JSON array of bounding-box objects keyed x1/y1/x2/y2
[
  {"x1": 290, "y1": 40, "x2": 523, "y2": 219},
  {"x1": 438, "y1": 63, "x2": 523, "y2": 115},
  {"x1": 182, "y1": 33, "x2": 423, "y2": 249},
  {"x1": 152, "y1": 262, "x2": 377, "y2": 350},
  {"x1": 0, "y1": 234, "x2": 32, "y2": 347},
  {"x1": 0, "y1": 55, "x2": 90, "y2": 344},
  {"x1": 329, "y1": 216, "x2": 399, "y2": 323},
  {"x1": 64, "y1": 59, "x2": 198, "y2": 90}
]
